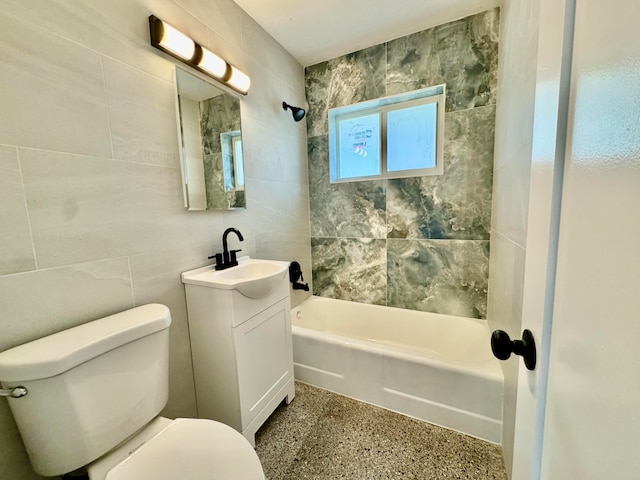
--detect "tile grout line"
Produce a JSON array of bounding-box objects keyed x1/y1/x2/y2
[{"x1": 15, "y1": 147, "x2": 39, "y2": 271}]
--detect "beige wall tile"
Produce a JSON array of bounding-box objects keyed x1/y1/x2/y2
[
  {"x1": 174, "y1": 0, "x2": 244, "y2": 47},
  {"x1": 20, "y1": 149, "x2": 187, "y2": 268},
  {"x1": 240, "y1": 13, "x2": 304, "y2": 85},
  {"x1": 0, "y1": 258, "x2": 133, "y2": 352},
  {"x1": 255, "y1": 231, "x2": 313, "y2": 307},
  {"x1": 0, "y1": 258, "x2": 133, "y2": 478},
  {"x1": 487, "y1": 231, "x2": 527, "y2": 334},
  {"x1": 129, "y1": 246, "x2": 214, "y2": 419},
  {"x1": 103, "y1": 57, "x2": 180, "y2": 167},
  {"x1": 0, "y1": 0, "x2": 178, "y2": 82},
  {"x1": 0, "y1": 147, "x2": 35, "y2": 275},
  {"x1": 242, "y1": 116, "x2": 309, "y2": 186},
  {"x1": 492, "y1": 158, "x2": 531, "y2": 248},
  {"x1": 489, "y1": 0, "x2": 540, "y2": 473},
  {"x1": 242, "y1": 178, "x2": 310, "y2": 235},
  {"x1": 0, "y1": 12, "x2": 112, "y2": 158}
]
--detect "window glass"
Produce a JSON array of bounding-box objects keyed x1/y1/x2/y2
[
  {"x1": 337, "y1": 112, "x2": 381, "y2": 179},
  {"x1": 233, "y1": 136, "x2": 244, "y2": 188},
  {"x1": 387, "y1": 102, "x2": 437, "y2": 171},
  {"x1": 328, "y1": 84, "x2": 445, "y2": 183}
]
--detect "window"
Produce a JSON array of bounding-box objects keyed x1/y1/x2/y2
[
  {"x1": 220, "y1": 130, "x2": 244, "y2": 191},
  {"x1": 329, "y1": 85, "x2": 445, "y2": 183}
]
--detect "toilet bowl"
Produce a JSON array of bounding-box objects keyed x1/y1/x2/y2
[
  {"x1": 0, "y1": 304, "x2": 265, "y2": 479},
  {"x1": 88, "y1": 417, "x2": 264, "y2": 480}
]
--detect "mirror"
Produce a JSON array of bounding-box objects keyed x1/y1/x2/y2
[{"x1": 175, "y1": 67, "x2": 246, "y2": 210}]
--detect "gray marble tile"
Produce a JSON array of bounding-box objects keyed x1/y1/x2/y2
[
  {"x1": 311, "y1": 237, "x2": 386, "y2": 305},
  {"x1": 387, "y1": 105, "x2": 495, "y2": 240},
  {"x1": 200, "y1": 94, "x2": 242, "y2": 155},
  {"x1": 304, "y1": 8, "x2": 500, "y2": 318},
  {"x1": 305, "y1": 44, "x2": 387, "y2": 138},
  {"x1": 386, "y1": 9, "x2": 500, "y2": 112},
  {"x1": 387, "y1": 239, "x2": 489, "y2": 319},
  {"x1": 308, "y1": 136, "x2": 387, "y2": 239},
  {"x1": 203, "y1": 153, "x2": 240, "y2": 210},
  {"x1": 256, "y1": 382, "x2": 508, "y2": 480},
  {"x1": 307, "y1": 135, "x2": 333, "y2": 237}
]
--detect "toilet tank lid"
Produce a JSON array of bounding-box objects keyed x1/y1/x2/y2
[{"x1": 0, "y1": 304, "x2": 171, "y2": 382}]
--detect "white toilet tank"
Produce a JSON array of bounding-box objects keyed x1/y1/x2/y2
[{"x1": 0, "y1": 304, "x2": 172, "y2": 477}]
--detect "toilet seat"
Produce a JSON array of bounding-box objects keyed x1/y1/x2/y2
[{"x1": 105, "y1": 419, "x2": 264, "y2": 480}]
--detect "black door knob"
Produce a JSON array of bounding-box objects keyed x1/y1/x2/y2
[{"x1": 491, "y1": 329, "x2": 536, "y2": 371}]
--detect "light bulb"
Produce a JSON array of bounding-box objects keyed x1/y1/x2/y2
[
  {"x1": 198, "y1": 47, "x2": 228, "y2": 79},
  {"x1": 227, "y1": 66, "x2": 251, "y2": 94},
  {"x1": 158, "y1": 21, "x2": 195, "y2": 60}
]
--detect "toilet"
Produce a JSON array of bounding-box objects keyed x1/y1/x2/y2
[{"x1": 0, "y1": 304, "x2": 265, "y2": 479}]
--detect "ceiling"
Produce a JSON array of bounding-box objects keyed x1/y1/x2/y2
[{"x1": 233, "y1": 0, "x2": 501, "y2": 67}]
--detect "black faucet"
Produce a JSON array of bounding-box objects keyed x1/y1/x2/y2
[{"x1": 208, "y1": 227, "x2": 244, "y2": 270}]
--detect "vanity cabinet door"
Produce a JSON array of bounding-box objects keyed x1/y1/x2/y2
[{"x1": 233, "y1": 298, "x2": 293, "y2": 429}]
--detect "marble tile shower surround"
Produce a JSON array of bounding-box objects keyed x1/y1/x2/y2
[
  {"x1": 200, "y1": 94, "x2": 241, "y2": 155},
  {"x1": 387, "y1": 239, "x2": 490, "y2": 319},
  {"x1": 305, "y1": 9, "x2": 499, "y2": 319},
  {"x1": 311, "y1": 237, "x2": 387, "y2": 306},
  {"x1": 200, "y1": 94, "x2": 244, "y2": 209},
  {"x1": 202, "y1": 153, "x2": 246, "y2": 209}
]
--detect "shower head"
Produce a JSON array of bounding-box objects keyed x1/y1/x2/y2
[{"x1": 282, "y1": 101, "x2": 306, "y2": 122}]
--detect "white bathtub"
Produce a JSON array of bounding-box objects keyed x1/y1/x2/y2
[{"x1": 291, "y1": 296, "x2": 504, "y2": 443}]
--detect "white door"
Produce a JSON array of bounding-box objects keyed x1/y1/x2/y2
[{"x1": 512, "y1": 0, "x2": 640, "y2": 478}]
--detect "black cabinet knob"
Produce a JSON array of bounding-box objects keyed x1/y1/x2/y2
[{"x1": 491, "y1": 329, "x2": 536, "y2": 371}]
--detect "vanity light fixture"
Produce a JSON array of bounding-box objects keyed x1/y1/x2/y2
[{"x1": 149, "y1": 15, "x2": 250, "y2": 95}]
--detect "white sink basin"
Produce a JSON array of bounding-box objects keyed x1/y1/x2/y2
[{"x1": 181, "y1": 257, "x2": 290, "y2": 299}]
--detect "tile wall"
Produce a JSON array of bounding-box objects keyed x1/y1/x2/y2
[
  {"x1": 200, "y1": 93, "x2": 245, "y2": 208},
  {"x1": 0, "y1": 1, "x2": 310, "y2": 478},
  {"x1": 305, "y1": 9, "x2": 500, "y2": 319},
  {"x1": 488, "y1": 0, "x2": 540, "y2": 473}
]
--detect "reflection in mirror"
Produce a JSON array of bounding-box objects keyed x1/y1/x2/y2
[
  {"x1": 221, "y1": 131, "x2": 244, "y2": 192},
  {"x1": 175, "y1": 67, "x2": 246, "y2": 210}
]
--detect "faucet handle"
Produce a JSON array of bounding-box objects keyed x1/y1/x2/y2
[
  {"x1": 230, "y1": 249, "x2": 242, "y2": 263},
  {"x1": 209, "y1": 253, "x2": 224, "y2": 270}
]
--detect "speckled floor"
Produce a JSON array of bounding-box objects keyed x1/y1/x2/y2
[{"x1": 254, "y1": 382, "x2": 507, "y2": 480}]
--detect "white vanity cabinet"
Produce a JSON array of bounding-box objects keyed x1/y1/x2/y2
[{"x1": 182, "y1": 261, "x2": 295, "y2": 446}]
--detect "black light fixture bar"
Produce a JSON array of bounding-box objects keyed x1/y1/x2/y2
[{"x1": 149, "y1": 15, "x2": 250, "y2": 95}]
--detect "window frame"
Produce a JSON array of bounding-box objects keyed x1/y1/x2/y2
[{"x1": 329, "y1": 84, "x2": 446, "y2": 184}]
